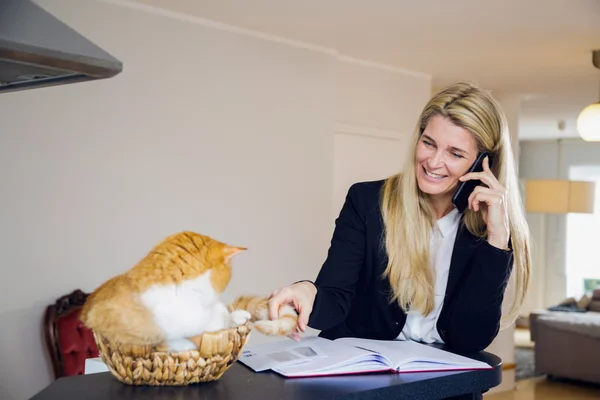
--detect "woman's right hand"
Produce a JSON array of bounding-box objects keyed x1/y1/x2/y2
[{"x1": 268, "y1": 281, "x2": 317, "y2": 334}]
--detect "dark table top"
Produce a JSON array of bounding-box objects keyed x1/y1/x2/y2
[{"x1": 32, "y1": 349, "x2": 502, "y2": 400}]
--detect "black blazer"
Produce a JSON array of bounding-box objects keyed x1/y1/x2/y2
[{"x1": 307, "y1": 179, "x2": 514, "y2": 353}]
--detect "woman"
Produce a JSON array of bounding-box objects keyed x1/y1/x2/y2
[{"x1": 268, "y1": 82, "x2": 531, "y2": 356}]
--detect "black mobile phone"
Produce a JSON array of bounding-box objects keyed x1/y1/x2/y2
[{"x1": 451, "y1": 151, "x2": 490, "y2": 213}]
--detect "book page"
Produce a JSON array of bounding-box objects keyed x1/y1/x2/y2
[
  {"x1": 335, "y1": 338, "x2": 491, "y2": 372},
  {"x1": 272, "y1": 337, "x2": 391, "y2": 377}
]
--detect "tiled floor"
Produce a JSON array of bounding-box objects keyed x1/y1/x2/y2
[{"x1": 485, "y1": 376, "x2": 600, "y2": 399}]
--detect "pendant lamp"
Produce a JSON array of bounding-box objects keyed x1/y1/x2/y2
[{"x1": 577, "y1": 50, "x2": 600, "y2": 142}]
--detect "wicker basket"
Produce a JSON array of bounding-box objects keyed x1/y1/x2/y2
[{"x1": 93, "y1": 323, "x2": 252, "y2": 386}]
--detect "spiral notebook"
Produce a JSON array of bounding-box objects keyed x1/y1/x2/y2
[{"x1": 239, "y1": 336, "x2": 492, "y2": 378}]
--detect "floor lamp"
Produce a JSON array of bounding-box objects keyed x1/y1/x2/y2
[{"x1": 525, "y1": 179, "x2": 596, "y2": 214}]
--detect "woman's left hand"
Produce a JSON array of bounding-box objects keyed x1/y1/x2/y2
[{"x1": 458, "y1": 156, "x2": 510, "y2": 250}]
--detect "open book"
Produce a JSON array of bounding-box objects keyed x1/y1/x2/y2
[{"x1": 239, "y1": 336, "x2": 492, "y2": 378}]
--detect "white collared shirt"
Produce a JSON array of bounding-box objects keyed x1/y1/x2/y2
[{"x1": 396, "y1": 208, "x2": 461, "y2": 344}]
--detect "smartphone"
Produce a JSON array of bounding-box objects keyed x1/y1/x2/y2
[{"x1": 451, "y1": 151, "x2": 490, "y2": 213}]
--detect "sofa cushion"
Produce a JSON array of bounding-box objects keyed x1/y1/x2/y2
[
  {"x1": 589, "y1": 300, "x2": 600, "y2": 313},
  {"x1": 538, "y1": 311, "x2": 600, "y2": 340}
]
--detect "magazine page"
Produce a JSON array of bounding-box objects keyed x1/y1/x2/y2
[{"x1": 239, "y1": 336, "x2": 329, "y2": 372}]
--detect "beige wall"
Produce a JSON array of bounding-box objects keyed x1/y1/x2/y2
[{"x1": 0, "y1": 1, "x2": 430, "y2": 398}]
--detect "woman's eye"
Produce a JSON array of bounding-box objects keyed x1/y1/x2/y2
[
  {"x1": 423, "y1": 140, "x2": 433, "y2": 147},
  {"x1": 451, "y1": 152, "x2": 464, "y2": 159}
]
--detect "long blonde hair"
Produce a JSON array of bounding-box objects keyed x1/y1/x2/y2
[{"x1": 381, "y1": 82, "x2": 530, "y2": 327}]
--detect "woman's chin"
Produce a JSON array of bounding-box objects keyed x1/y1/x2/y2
[
  {"x1": 417, "y1": 179, "x2": 456, "y2": 198},
  {"x1": 417, "y1": 178, "x2": 446, "y2": 195}
]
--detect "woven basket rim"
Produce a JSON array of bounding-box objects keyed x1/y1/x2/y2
[{"x1": 93, "y1": 324, "x2": 252, "y2": 386}]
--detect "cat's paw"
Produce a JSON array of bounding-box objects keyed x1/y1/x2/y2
[
  {"x1": 253, "y1": 316, "x2": 297, "y2": 336},
  {"x1": 230, "y1": 310, "x2": 251, "y2": 326},
  {"x1": 165, "y1": 338, "x2": 197, "y2": 352}
]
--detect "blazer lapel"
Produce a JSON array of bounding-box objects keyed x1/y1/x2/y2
[{"x1": 445, "y1": 222, "x2": 479, "y2": 298}]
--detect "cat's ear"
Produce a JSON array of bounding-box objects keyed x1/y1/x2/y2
[{"x1": 223, "y1": 245, "x2": 247, "y2": 262}]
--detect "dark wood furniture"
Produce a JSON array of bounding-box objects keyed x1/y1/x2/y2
[
  {"x1": 43, "y1": 289, "x2": 99, "y2": 379},
  {"x1": 32, "y1": 348, "x2": 502, "y2": 400}
]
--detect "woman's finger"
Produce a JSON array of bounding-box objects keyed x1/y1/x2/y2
[
  {"x1": 297, "y1": 302, "x2": 312, "y2": 332},
  {"x1": 467, "y1": 186, "x2": 501, "y2": 210},
  {"x1": 268, "y1": 290, "x2": 290, "y2": 320},
  {"x1": 267, "y1": 298, "x2": 280, "y2": 321},
  {"x1": 459, "y1": 171, "x2": 501, "y2": 190},
  {"x1": 482, "y1": 155, "x2": 491, "y2": 172},
  {"x1": 469, "y1": 190, "x2": 503, "y2": 212},
  {"x1": 287, "y1": 332, "x2": 302, "y2": 342},
  {"x1": 468, "y1": 186, "x2": 503, "y2": 199},
  {"x1": 459, "y1": 158, "x2": 501, "y2": 189}
]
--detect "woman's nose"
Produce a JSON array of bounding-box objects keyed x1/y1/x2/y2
[{"x1": 427, "y1": 151, "x2": 443, "y2": 168}]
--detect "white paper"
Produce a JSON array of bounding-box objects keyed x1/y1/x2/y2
[{"x1": 84, "y1": 358, "x2": 109, "y2": 375}]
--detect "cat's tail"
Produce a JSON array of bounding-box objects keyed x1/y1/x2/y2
[{"x1": 230, "y1": 295, "x2": 298, "y2": 336}]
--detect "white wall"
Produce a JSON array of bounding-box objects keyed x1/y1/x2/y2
[
  {"x1": 0, "y1": 1, "x2": 430, "y2": 398},
  {"x1": 520, "y1": 139, "x2": 600, "y2": 308},
  {"x1": 333, "y1": 60, "x2": 430, "y2": 215}
]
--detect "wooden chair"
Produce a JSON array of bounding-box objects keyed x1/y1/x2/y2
[{"x1": 43, "y1": 289, "x2": 99, "y2": 379}]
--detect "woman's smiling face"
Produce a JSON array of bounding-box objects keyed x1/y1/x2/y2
[{"x1": 415, "y1": 115, "x2": 479, "y2": 201}]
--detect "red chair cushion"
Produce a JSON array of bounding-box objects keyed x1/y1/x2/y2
[{"x1": 56, "y1": 308, "x2": 99, "y2": 376}]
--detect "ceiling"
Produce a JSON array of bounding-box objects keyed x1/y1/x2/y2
[{"x1": 137, "y1": 0, "x2": 600, "y2": 140}]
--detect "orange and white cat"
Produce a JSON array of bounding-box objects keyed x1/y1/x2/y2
[{"x1": 80, "y1": 231, "x2": 297, "y2": 352}]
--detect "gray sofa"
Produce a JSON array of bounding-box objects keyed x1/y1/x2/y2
[{"x1": 529, "y1": 289, "x2": 600, "y2": 384}]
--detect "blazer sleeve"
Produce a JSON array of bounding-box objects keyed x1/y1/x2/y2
[
  {"x1": 439, "y1": 240, "x2": 514, "y2": 353},
  {"x1": 307, "y1": 183, "x2": 367, "y2": 331}
]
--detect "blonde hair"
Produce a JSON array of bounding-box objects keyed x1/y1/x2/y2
[{"x1": 381, "y1": 82, "x2": 530, "y2": 327}]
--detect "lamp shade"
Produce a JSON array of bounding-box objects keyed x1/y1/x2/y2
[
  {"x1": 577, "y1": 103, "x2": 600, "y2": 141},
  {"x1": 525, "y1": 179, "x2": 596, "y2": 214}
]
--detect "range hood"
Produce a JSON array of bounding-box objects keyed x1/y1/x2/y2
[{"x1": 0, "y1": 0, "x2": 123, "y2": 94}]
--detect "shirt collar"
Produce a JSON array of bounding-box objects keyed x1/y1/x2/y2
[{"x1": 435, "y1": 208, "x2": 460, "y2": 238}]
